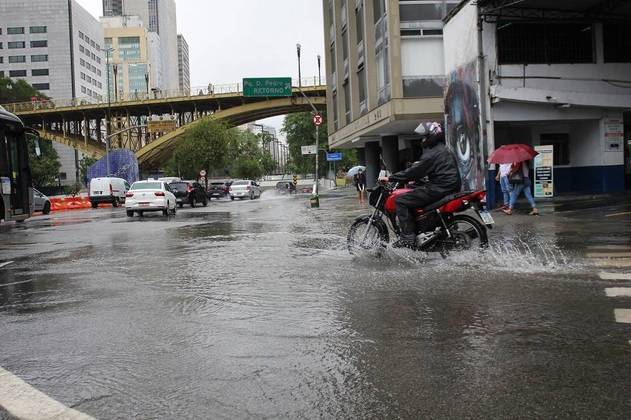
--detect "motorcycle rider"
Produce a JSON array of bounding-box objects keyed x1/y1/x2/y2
[{"x1": 378, "y1": 122, "x2": 462, "y2": 248}]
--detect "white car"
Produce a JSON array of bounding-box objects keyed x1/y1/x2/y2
[
  {"x1": 125, "y1": 180, "x2": 177, "y2": 217},
  {"x1": 229, "y1": 180, "x2": 262, "y2": 200}
]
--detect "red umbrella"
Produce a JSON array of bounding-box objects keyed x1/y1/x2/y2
[{"x1": 488, "y1": 144, "x2": 538, "y2": 164}]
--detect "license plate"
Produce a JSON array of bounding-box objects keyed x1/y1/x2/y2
[
  {"x1": 176, "y1": 198, "x2": 182, "y2": 202},
  {"x1": 479, "y1": 210, "x2": 495, "y2": 225},
  {"x1": 139, "y1": 202, "x2": 150, "y2": 206}
]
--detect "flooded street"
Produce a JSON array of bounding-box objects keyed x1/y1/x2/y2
[{"x1": 1, "y1": 190, "x2": 631, "y2": 419}]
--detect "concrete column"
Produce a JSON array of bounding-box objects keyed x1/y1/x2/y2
[
  {"x1": 381, "y1": 135, "x2": 399, "y2": 173},
  {"x1": 365, "y1": 141, "x2": 380, "y2": 188},
  {"x1": 356, "y1": 147, "x2": 366, "y2": 166}
]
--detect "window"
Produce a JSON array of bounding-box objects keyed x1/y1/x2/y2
[
  {"x1": 0, "y1": 42, "x2": 3, "y2": 49},
  {"x1": 8, "y1": 41, "x2": 25, "y2": 49},
  {"x1": 81, "y1": 72, "x2": 86, "y2": 80},
  {"x1": 30, "y1": 40, "x2": 48, "y2": 48},
  {"x1": 32, "y1": 69, "x2": 49, "y2": 76},
  {"x1": 79, "y1": 31, "x2": 84, "y2": 40},
  {"x1": 497, "y1": 22, "x2": 594, "y2": 64},
  {"x1": 81, "y1": 86, "x2": 87, "y2": 94},
  {"x1": 32, "y1": 83, "x2": 50, "y2": 91},
  {"x1": 9, "y1": 55, "x2": 26, "y2": 63},
  {"x1": 9, "y1": 70, "x2": 27, "y2": 77},
  {"x1": 85, "y1": 35, "x2": 91, "y2": 44},
  {"x1": 358, "y1": 66, "x2": 367, "y2": 114},
  {"x1": 31, "y1": 54, "x2": 48, "y2": 62},
  {"x1": 356, "y1": 1, "x2": 364, "y2": 43},
  {"x1": 603, "y1": 23, "x2": 631, "y2": 63},
  {"x1": 80, "y1": 58, "x2": 85, "y2": 67},
  {"x1": 29, "y1": 26, "x2": 47, "y2": 34},
  {"x1": 97, "y1": 69, "x2": 102, "y2": 76},
  {"x1": 96, "y1": 57, "x2": 101, "y2": 64},
  {"x1": 540, "y1": 133, "x2": 570, "y2": 165},
  {"x1": 373, "y1": 0, "x2": 386, "y2": 23},
  {"x1": 7, "y1": 27, "x2": 25, "y2": 35},
  {"x1": 91, "y1": 52, "x2": 96, "y2": 60},
  {"x1": 119, "y1": 36, "x2": 141, "y2": 60},
  {"x1": 0, "y1": 58, "x2": 3, "y2": 64},
  {"x1": 399, "y1": 3, "x2": 443, "y2": 22},
  {"x1": 0, "y1": 71, "x2": 4, "y2": 77},
  {"x1": 343, "y1": 81, "x2": 351, "y2": 123},
  {"x1": 90, "y1": 40, "x2": 96, "y2": 48},
  {"x1": 79, "y1": 45, "x2": 85, "y2": 53}
]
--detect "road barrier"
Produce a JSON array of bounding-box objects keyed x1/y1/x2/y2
[{"x1": 49, "y1": 196, "x2": 111, "y2": 212}]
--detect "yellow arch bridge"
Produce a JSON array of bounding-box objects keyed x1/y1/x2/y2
[{"x1": 5, "y1": 84, "x2": 326, "y2": 168}]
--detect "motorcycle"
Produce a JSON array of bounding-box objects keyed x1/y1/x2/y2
[{"x1": 347, "y1": 182, "x2": 494, "y2": 255}]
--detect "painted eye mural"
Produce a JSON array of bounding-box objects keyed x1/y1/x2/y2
[{"x1": 445, "y1": 63, "x2": 485, "y2": 191}]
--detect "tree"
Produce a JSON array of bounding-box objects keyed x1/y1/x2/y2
[
  {"x1": 79, "y1": 155, "x2": 98, "y2": 186},
  {"x1": 28, "y1": 138, "x2": 61, "y2": 188},
  {"x1": 165, "y1": 119, "x2": 231, "y2": 179},
  {"x1": 0, "y1": 76, "x2": 48, "y2": 104}
]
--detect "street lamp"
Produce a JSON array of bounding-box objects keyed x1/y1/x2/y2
[
  {"x1": 100, "y1": 46, "x2": 115, "y2": 177},
  {"x1": 317, "y1": 54, "x2": 321, "y2": 85},
  {"x1": 296, "y1": 43, "x2": 302, "y2": 88},
  {"x1": 113, "y1": 64, "x2": 119, "y2": 102}
]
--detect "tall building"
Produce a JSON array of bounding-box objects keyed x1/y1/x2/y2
[
  {"x1": 104, "y1": 0, "x2": 180, "y2": 92},
  {"x1": 103, "y1": 0, "x2": 123, "y2": 17},
  {"x1": 177, "y1": 34, "x2": 190, "y2": 93},
  {"x1": 244, "y1": 123, "x2": 289, "y2": 174},
  {"x1": 0, "y1": 0, "x2": 106, "y2": 186},
  {"x1": 322, "y1": 0, "x2": 459, "y2": 186},
  {"x1": 101, "y1": 15, "x2": 160, "y2": 100}
]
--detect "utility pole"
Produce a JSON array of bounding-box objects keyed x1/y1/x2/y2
[
  {"x1": 317, "y1": 54, "x2": 321, "y2": 85},
  {"x1": 296, "y1": 43, "x2": 302, "y2": 88},
  {"x1": 101, "y1": 47, "x2": 115, "y2": 176}
]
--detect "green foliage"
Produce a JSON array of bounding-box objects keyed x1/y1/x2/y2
[
  {"x1": 0, "y1": 76, "x2": 48, "y2": 104},
  {"x1": 79, "y1": 155, "x2": 98, "y2": 186},
  {"x1": 232, "y1": 158, "x2": 264, "y2": 180},
  {"x1": 63, "y1": 183, "x2": 83, "y2": 197},
  {"x1": 27, "y1": 137, "x2": 61, "y2": 188},
  {"x1": 165, "y1": 119, "x2": 231, "y2": 179}
]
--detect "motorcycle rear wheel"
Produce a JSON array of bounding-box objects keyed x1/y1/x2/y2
[
  {"x1": 442, "y1": 214, "x2": 488, "y2": 252},
  {"x1": 347, "y1": 218, "x2": 389, "y2": 255}
]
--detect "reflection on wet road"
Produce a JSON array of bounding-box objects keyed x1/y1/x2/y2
[{"x1": 1, "y1": 191, "x2": 631, "y2": 418}]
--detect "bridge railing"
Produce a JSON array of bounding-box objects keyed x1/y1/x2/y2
[{"x1": 3, "y1": 76, "x2": 326, "y2": 114}]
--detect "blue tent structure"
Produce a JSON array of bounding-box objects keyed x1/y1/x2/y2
[{"x1": 86, "y1": 149, "x2": 140, "y2": 185}]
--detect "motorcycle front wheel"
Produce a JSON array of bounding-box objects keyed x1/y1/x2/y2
[{"x1": 347, "y1": 217, "x2": 389, "y2": 255}]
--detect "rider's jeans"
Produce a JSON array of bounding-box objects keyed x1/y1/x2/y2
[{"x1": 395, "y1": 186, "x2": 444, "y2": 236}]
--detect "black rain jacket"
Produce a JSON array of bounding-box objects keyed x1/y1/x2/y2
[{"x1": 389, "y1": 142, "x2": 462, "y2": 193}]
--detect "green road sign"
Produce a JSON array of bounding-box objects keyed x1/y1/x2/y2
[{"x1": 243, "y1": 77, "x2": 292, "y2": 97}]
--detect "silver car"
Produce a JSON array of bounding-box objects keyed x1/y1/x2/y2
[
  {"x1": 229, "y1": 180, "x2": 262, "y2": 200},
  {"x1": 33, "y1": 188, "x2": 51, "y2": 214}
]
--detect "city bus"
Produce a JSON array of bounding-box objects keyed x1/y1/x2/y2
[{"x1": 0, "y1": 105, "x2": 34, "y2": 223}]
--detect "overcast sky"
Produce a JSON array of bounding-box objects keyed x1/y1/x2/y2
[{"x1": 75, "y1": 0, "x2": 325, "y2": 134}]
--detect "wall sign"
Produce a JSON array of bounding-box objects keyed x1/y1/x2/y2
[
  {"x1": 534, "y1": 145, "x2": 554, "y2": 198},
  {"x1": 604, "y1": 115, "x2": 624, "y2": 152}
]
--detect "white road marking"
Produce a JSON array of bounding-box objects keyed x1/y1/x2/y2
[
  {"x1": 587, "y1": 252, "x2": 631, "y2": 258},
  {"x1": 614, "y1": 309, "x2": 631, "y2": 323},
  {"x1": 593, "y1": 259, "x2": 631, "y2": 267},
  {"x1": 605, "y1": 288, "x2": 631, "y2": 297},
  {"x1": 0, "y1": 261, "x2": 14, "y2": 269},
  {"x1": 605, "y1": 211, "x2": 631, "y2": 218},
  {"x1": 599, "y1": 272, "x2": 631, "y2": 281},
  {"x1": 0, "y1": 366, "x2": 95, "y2": 419},
  {"x1": 588, "y1": 245, "x2": 631, "y2": 250}
]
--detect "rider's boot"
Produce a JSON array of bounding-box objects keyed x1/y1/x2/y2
[{"x1": 393, "y1": 233, "x2": 417, "y2": 249}]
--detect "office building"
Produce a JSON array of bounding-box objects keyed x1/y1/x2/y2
[
  {"x1": 101, "y1": 15, "x2": 161, "y2": 100},
  {"x1": 103, "y1": 0, "x2": 123, "y2": 17},
  {"x1": 0, "y1": 0, "x2": 106, "y2": 186},
  {"x1": 444, "y1": 0, "x2": 631, "y2": 196},
  {"x1": 177, "y1": 34, "x2": 190, "y2": 93},
  {"x1": 103, "y1": 0, "x2": 179, "y2": 91},
  {"x1": 322, "y1": 0, "x2": 459, "y2": 186}
]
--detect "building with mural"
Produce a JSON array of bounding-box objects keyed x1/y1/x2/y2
[{"x1": 444, "y1": 0, "x2": 631, "y2": 198}]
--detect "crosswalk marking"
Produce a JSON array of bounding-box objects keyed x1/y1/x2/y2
[
  {"x1": 587, "y1": 252, "x2": 631, "y2": 258},
  {"x1": 605, "y1": 288, "x2": 631, "y2": 297},
  {"x1": 599, "y1": 272, "x2": 631, "y2": 281},
  {"x1": 614, "y1": 309, "x2": 631, "y2": 323}
]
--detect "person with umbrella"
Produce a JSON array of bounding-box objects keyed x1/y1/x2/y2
[{"x1": 488, "y1": 144, "x2": 539, "y2": 216}]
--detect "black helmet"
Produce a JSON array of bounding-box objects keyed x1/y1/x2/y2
[{"x1": 414, "y1": 121, "x2": 445, "y2": 148}]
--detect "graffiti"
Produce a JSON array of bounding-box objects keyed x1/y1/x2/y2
[{"x1": 445, "y1": 62, "x2": 485, "y2": 191}]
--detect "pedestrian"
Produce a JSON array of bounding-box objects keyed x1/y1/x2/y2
[
  {"x1": 503, "y1": 161, "x2": 539, "y2": 215},
  {"x1": 495, "y1": 163, "x2": 512, "y2": 210},
  {"x1": 354, "y1": 168, "x2": 367, "y2": 203}
]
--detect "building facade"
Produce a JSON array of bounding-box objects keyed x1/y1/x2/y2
[
  {"x1": 322, "y1": 0, "x2": 459, "y2": 185},
  {"x1": 444, "y1": 0, "x2": 631, "y2": 197},
  {"x1": 177, "y1": 34, "x2": 190, "y2": 93},
  {"x1": 104, "y1": 0, "x2": 179, "y2": 92},
  {"x1": 101, "y1": 15, "x2": 160, "y2": 100},
  {"x1": 0, "y1": 0, "x2": 106, "y2": 186}
]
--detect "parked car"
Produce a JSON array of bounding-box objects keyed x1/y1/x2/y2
[
  {"x1": 89, "y1": 177, "x2": 130, "y2": 208},
  {"x1": 229, "y1": 180, "x2": 262, "y2": 200},
  {"x1": 125, "y1": 180, "x2": 176, "y2": 217},
  {"x1": 32, "y1": 188, "x2": 51, "y2": 214},
  {"x1": 207, "y1": 180, "x2": 230, "y2": 199},
  {"x1": 275, "y1": 181, "x2": 296, "y2": 195},
  {"x1": 169, "y1": 181, "x2": 208, "y2": 207}
]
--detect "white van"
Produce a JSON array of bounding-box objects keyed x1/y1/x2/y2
[{"x1": 89, "y1": 177, "x2": 130, "y2": 208}]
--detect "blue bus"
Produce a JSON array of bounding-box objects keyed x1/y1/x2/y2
[{"x1": 0, "y1": 105, "x2": 34, "y2": 223}]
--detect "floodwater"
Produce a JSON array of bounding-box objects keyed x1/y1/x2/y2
[{"x1": 1, "y1": 190, "x2": 631, "y2": 419}]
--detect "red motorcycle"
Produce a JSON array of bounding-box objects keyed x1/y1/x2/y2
[{"x1": 347, "y1": 182, "x2": 494, "y2": 255}]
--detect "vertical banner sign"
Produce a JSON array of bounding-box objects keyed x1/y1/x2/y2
[{"x1": 534, "y1": 145, "x2": 554, "y2": 198}]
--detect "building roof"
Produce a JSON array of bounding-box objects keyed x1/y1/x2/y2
[{"x1": 446, "y1": 0, "x2": 631, "y2": 23}]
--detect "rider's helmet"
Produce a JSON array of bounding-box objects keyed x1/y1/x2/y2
[{"x1": 414, "y1": 121, "x2": 445, "y2": 148}]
